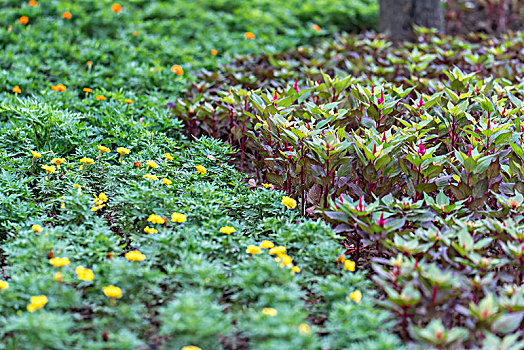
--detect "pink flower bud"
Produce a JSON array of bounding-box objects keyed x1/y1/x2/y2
[
  {"x1": 377, "y1": 212, "x2": 386, "y2": 228},
  {"x1": 417, "y1": 141, "x2": 426, "y2": 156},
  {"x1": 293, "y1": 78, "x2": 300, "y2": 93}
]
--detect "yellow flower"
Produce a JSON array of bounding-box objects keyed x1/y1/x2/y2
[
  {"x1": 98, "y1": 193, "x2": 108, "y2": 202},
  {"x1": 12, "y1": 85, "x2": 21, "y2": 94},
  {"x1": 31, "y1": 151, "x2": 41, "y2": 159},
  {"x1": 50, "y1": 158, "x2": 66, "y2": 169},
  {"x1": 262, "y1": 307, "x2": 277, "y2": 316},
  {"x1": 162, "y1": 178, "x2": 172, "y2": 187},
  {"x1": 299, "y1": 323, "x2": 311, "y2": 335},
  {"x1": 181, "y1": 347, "x2": 201, "y2": 350},
  {"x1": 146, "y1": 160, "x2": 158, "y2": 169},
  {"x1": 54, "y1": 272, "x2": 62, "y2": 282},
  {"x1": 259, "y1": 240, "x2": 274, "y2": 249},
  {"x1": 103, "y1": 285, "x2": 122, "y2": 298},
  {"x1": 0, "y1": 280, "x2": 8, "y2": 290},
  {"x1": 220, "y1": 226, "x2": 235, "y2": 235},
  {"x1": 344, "y1": 260, "x2": 356, "y2": 272},
  {"x1": 143, "y1": 174, "x2": 159, "y2": 181},
  {"x1": 246, "y1": 245, "x2": 261, "y2": 255},
  {"x1": 144, "y1": 226, "x2": 158, "y2": 234},
  {"x1": 79, "y1": 157, "x2": 94, "y2": 170},
  {"x1": 280, "y1": 254, "x2": 293, "y2": 267},
  {"x1": 281, "y1": 196, "x2": 297, "y2": 209},
  {"x1": 125, "y1": 250, "x2": 146, "y2": 262},
  {"x1": 32, "y1": 224, "x2": 43, "y2": 233},
  {"x1": 117, "y1": 147, "x2": 131, "y2": 155},
  {"x1": 350, "y1": 290, "x2": 362, "y2": 304},
  {"x1": 164, "y1": 153, "x2": 173, "y2": 161},
  {"x1": 195, "y1": 165, "x2": 206, "y2": 175},
  {"x1": 269, "y1": 246, "x2": 286, "y2": 256},
  {"x1": 98, "y1": 145, "x2": 110, "y2": 154},
  {"x1": 27, "y1": 295, "x2": 48, "y2": 312},
  {"x1": 262, "y1": 183, "x2": 274, "y2": 189},
  {"x1": 148, "y1": 214, "x2": 165, "y2": 225},
  {"x1": 76, "y1": 266, "x2": 94, "y2": 281},
  {"x1": 292, "y1": 266, "x2": 300, "y2": 273},
  {"x1": 49, "y1": 257, "x2": 70, "y2": 267},
  {"x1": 73, "y1": 184, "x2": 81, "y2": 189},
  {"x1": 41, "y1": 164, "x2": 57, "y2": 174},
  {"x1": 91, "y1": 204, "x2": 105, "y2": 212},
  {"x1": 171, "y1": 212, "x2": 187, "y2": 223}
]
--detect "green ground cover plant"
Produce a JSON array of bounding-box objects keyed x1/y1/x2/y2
[
  {"x1": 1, "y1": 0, "x2": 524, "y2": 348},
  {"x1": 0, "y1": 1, "x2": 403, "y2": 349}
]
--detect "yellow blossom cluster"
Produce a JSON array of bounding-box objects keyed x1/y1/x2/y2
[
  {"x1": 143, "y1": 174, "x2": 159, "y2": 181},
  {"x1": 146, "y1": 160, "x2": 158, "y2": 169},
  {"x1": 50, "y1": 157, "x2": 66, "y2": 169},
  {"x1": 79, "y1": 157, "x2": 94, "y2": 170},
  {"x1": 49, "y1": 257, "x2": 70, "y2": 267},
  {"x1": 195, "y1": 165, "x2": 206, "y2": 175},
  {"x1": 103, "y1": 285, "x2": 122, "y2": 298},
  {"x1": 148, "y1": 214, "x2": 165, "y2": 225},
  {"x1": 125, "y1": 250, "x2": 146, "y2": 262},
  {"x1": 171, "y1": 212, "x2": 187, "y2": 223},
  {"x1": 281, "y1": 196, "x2": 297, "y2": 209},
  {"x1": 91, "y1": 192, "x2": 108, "y2": 212},
  {"x1": 245, "y1": 240, "x2": 300, "y2": 273},
  {"x1": 76, "y1": 266, "x2": 95, "y2": 281},
  {"x1": 32, "y1": 224, "x2": 44, "y2": 233},
  {"x1": 27, "y1": 295, "x2": 48, "y2": 312},
  {"x1": 220, "y1": 226, "x2": 235, "y2": 235}
]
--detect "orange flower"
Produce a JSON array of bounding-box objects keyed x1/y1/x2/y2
[
  {"x1": 124, "y1": 99, "x2": 133, "y2": 104},
  {"x1": 96, "y1": 95, "x2": 106, "y2": 101},
  {"x1": 171, "y1": 65, "x2": 184, "y2": 75},
  {"x1": 211, "y1": 49, "x2": 218, "y2": 56},
  {"x1": 87, "y1": 61, "x2": 93, "y2": 67},
  {"x1": 132, "y1": 30, "x2": 139, "y2": 36},
  {"x1": 312, "y1": 24, "x2": 321, "y2": 32},
  {"x1": 8, "y1": 25, "x2": 12, "y2": 32},
  {"x1": 61, "y1": 12, "x2": 72, "y2": 19},
  {"x1": 83, "y1": 88, "x2": 92, "y2": 93},
  {"x1": 28, "y1": 0, "x2": 38, "y2": 6},
  {"x1": 51, "y1": 83, "x2": 67, "y2": 92},
  {"x1": 244, "y1": 32, "x2": 255, "y2": 40},
  {"x1": 111, "y1": 3, "x2": 122, "y2": 13},
  {"x1": 19, "y1": 16, "x2": 29, "y2": 24},
  {"x1": 12, "y1": 85, "x2": 21, "y2": 94}
]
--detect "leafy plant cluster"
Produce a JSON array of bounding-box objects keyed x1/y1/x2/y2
[
  {"x1": 0, "y1": 0, "x2": 377, "y2": 97},
  {"x1": 0, "y1": 110, "x2": 401, "y2": 349},
  {"x1": 168, "y1": 30, "x2": 524, "y2": 347},
  {"x1": 172, "y1": 29, "x2": 523, "y2": 155},
  {"x1": 0, "y1": 1, "x2": 404, "y2": 349}
]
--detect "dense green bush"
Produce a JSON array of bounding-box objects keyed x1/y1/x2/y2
[{"x1": 0, "y1": 2, "x2": 395, "y2": 347}]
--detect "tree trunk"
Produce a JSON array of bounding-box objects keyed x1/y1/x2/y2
[{"x1": 379, "y1": 0, "x2": 445, "y2": 41}]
